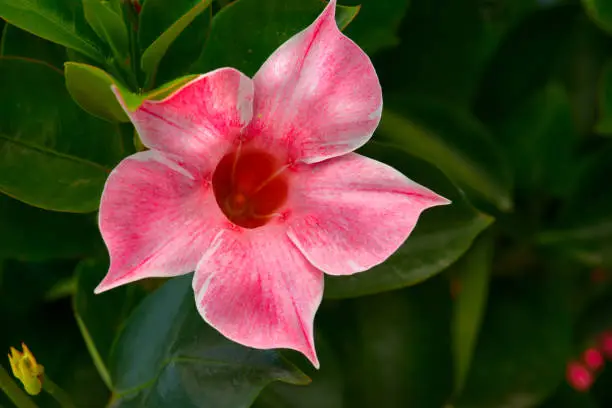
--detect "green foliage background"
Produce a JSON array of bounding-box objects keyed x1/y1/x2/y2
[{"x1": 1, "y1": 0, "x2": 612, "y2": 406}]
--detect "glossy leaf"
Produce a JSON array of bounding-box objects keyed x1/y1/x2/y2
[
  {"x1": 83, "y1": 0, "x2": 130, "y2": 61},
  {"x1": 65, "y1": 62, "x2": 131, "y2": 122},
  {"x1": 451, "y1": 235, "x2": 493, "y2": 394},
  {"x1": 108, "y1": 275, "x2": 309, "y2": 408},
  {"x1": 191, "y1": 0, "x2": 360, "y2": 76},
  {"x1": 455, "y1": 273, "x2": 572, "y2": 408},
  {"x1": 73, "y1": 259, "x2": 145, "y2": 389},
  {"x1": 0, "y1": 24, "x2": 66, "y2": 69},
  {"x1": 378, "y1": 97, "x2": 512, "y2": 211},
  {"x1": 0, "y1": 194, "x2": 102, "y2": 261},
  {"x1": 0, "y1": 58, "x2": 125, "y2": 212},
  {"x1": 0, "y1": 0, "x2": 106, "y2": 62},
  {"x1": 324, "y1": 142, "x2": 494, "y2": 299},
  {"x1": 583, "y1": 0, "x2": 612, "y2": 35},
  {"x1": 139, "y1": 0, "x2": 213, "y2": 87},
  {"x1": 155, "y1": 7, "x2": 212, "y2": 86}
]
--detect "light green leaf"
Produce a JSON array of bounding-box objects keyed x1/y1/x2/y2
[
  {"x1": 0, "y1": 0, "x2": 106, "y2": 62},
  {"x1": 83, "y1": 0, "x2": 130, "y2": 61}
]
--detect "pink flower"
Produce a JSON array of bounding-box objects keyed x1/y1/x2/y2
[{"x1": 95, "y1": 0, "x2": 449, "y2": 367}]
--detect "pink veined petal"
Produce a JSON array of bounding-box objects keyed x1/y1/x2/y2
[
  {"x1": 95, "y1": 150, "x2": 226, "y2": 293},
  {"x1": 286, "y1": 153, "x2": 451, "y2": 276},
  {"x1": 193, "y1": 227, "x2": 323, "y2": 368},
  {"x1": 245, "y1": 0, "x2": 382, "y2": 164},
  {"x1": 113, "y1": 68, "x2": 254, "y2": 158}
]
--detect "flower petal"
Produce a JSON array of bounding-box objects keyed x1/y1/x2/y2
[
  {"x1": 114, "y1": 68, "x2": 254, "y2": 158},
  {"x1": 95, "y1": 150, "x2": 225, "y2": 293},
  {"x1": 193, "y1": 228, "x2": 323, "y2": 367},
  {"x1": 286, "y1": 153, "x2": 450, "y2": 276},
  {"x1": 246, "y1": 0, "x2": 382, "y2": 163}
]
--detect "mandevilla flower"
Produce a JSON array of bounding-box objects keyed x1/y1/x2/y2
[{"x1": 95, "y1": 0, "x2": 449, "y2": 367}]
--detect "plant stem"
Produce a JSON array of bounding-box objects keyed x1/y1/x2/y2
[
  {"x1": 0, "y1": 365, "x2": 38, "y2": 408},
  {"x1": 42, "y1": 376, "x2": 76, "y2": 408}
]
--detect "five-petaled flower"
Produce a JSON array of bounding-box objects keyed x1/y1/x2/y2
[{"x1": 95, "y1": 0, "x2": 449, "y2": 367}]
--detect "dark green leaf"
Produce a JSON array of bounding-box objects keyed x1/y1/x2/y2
[
  {"x1": 538, "y1": 146, "x2": 612, "y2": 267},
  {"x1": 0, "y1": 194, "x2": 102, "y2": 261},
  {"x1": 73, "y1": 259, "x2": 145, "y2": 389},
  {"x1": 324, "y1": 142, "x2": 494, "y2": 299},
  {"x1": 0, "y1": 57, "x2": 125, "y2": 212},
  {"x1": 83, "y1": 0, "x2": 130, "y2": 61},
  {"x1": 0, "y1": 0, "x2": 106, "y2": 62},
  {"x1": 338, "y1": 277, "x2": 453, "y2": 408},
  {"x1": 378, "y1": 97, "x2": 513, "y2": 211},
  {"x1": 490, "y1": 84, "x2": 579, "y2": 196},
  {"x1": 190, "y1": 0, "x2": 360, "y2": 77},
  {"x1": 474, "y1": 5, "x2": 579, "y2": 122},
  {"x1": 595, "y1": 61, "x2": 612, "y2": 135},
  {"x1": 0, "y1": 23, "x2": 66, "y2": 69},
  {"x1": 155, "y1": 7, "x2": 211, "y2": 85},
  {"x1": 109, "y1": 275, "x2": 309, "y2": 408},
  {"x1": 455, "y1": 273, "x2": 572, "y2": 408},
  {"x1": 583, "y1": 0, "x2": 612, "y2": 35},
  {"x1": 139, "y1": 0, "x2": 213, "y2": 87},
  {"x1": 343, "y1": 0, "x2": 411, "y2": 54},
  {"x1": 451, "y1": 234, "x2": 493, "y2": 394}
]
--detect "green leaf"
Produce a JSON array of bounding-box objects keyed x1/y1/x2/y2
[
  {"x1": 0, "y1": 57, "x2": 125, "y2": 212},
  {"x1": 323, "y1": 142, "x2": 494, "y2": 299},
  {"x1": 108, "y1": 275, "x2": 310, "y2": 407},
  {"x1": 338, "y1": 277, "x2": 454, "y2": 407},
  {"x1": 65, "y1": 62, "x2": 131, "y2": 122},
  {"x1": 83, "y1": 0, "x2": 130, "y2": 61},
  {"x1": 378, "y1": 98, "x2": 513, "y2": 211},
  {"x1": 451, "y1": 234, "x2": 493, "y2": 394},
  {"x1": 538, "y1": 146, "x2": 612, "y2": 267},
  {"x1": 595, "y1": 61, "x2": 612, "y2": 135},
  {"x1": 455, "y1": 272, "x2": 572, "y2": 408},
  {"x1": 0, "y1": 194, "x2": 102, "y2": 261},
  {"x1": 155, "y1": 7, "x2": 212, "y2": 86},
  {"x1": 139, "y1": 0, "x2": 214, "y2": 87},
  {"x1": 73, "y1": 259, "x2": 145, "y2": 389},
  {"x1": 490, "y1": 84, "x2": 579, "y2": 196},
  {"x1": 65, "y1": 62, "x2": 199, "y2": 123},
  {"x1": 343, "y1": 0, "x2": 410, "y2": 54},
  {"x1": 0, "y1": 0, "x2": 106, "y2": 62},
  {"x1": 254, "y1": 338, "x2": 344, "y2": 408},
  {"x1": 583, "y1": 0, "x2": 612, "y2": 35},
  {"x1": 474, "y1": 5, "x2": 579, "y2": 122},
  {"x1": 0, "y1": 23, "x2": 66, "y2": 69},
  {"x1": 191, "y1": 0, "x2": 360, "y2": 77}
]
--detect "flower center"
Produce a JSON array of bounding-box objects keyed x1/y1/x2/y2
[{"x1": 212, "y1": 148, "x2": 289, "y2": 228}]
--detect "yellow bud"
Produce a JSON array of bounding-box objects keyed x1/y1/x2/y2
[{"x1": 7, "y1": 343, "x2": 44, "y2": 395}]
